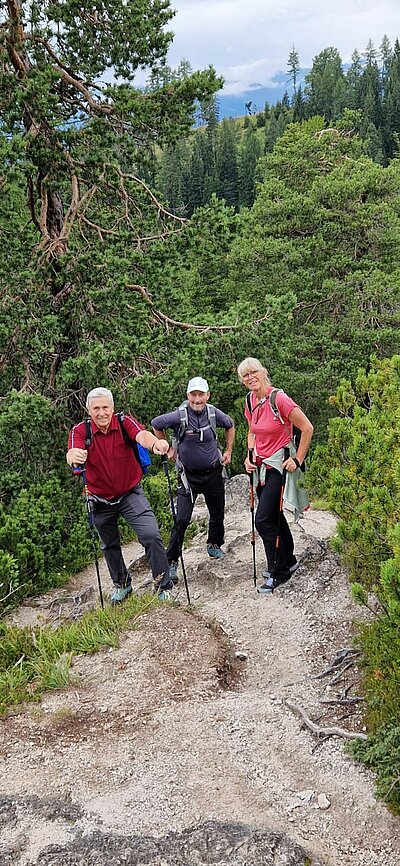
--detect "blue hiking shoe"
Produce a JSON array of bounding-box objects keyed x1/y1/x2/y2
[
  {"x1": 154, "y1": 572, "x2": 173, "y2": 601},
  {"x1": 207, "y1": 544, "x2": 225, "y2": 559},
  {"x1": 110, "y1": 584, "x2": 132, "y2": 605},
  {"x1": 158, "y1": 588, "x2": 173, "y2": 602},
  {"x1": 169, "y1": 561, "x2": 179, "y2": 584}
]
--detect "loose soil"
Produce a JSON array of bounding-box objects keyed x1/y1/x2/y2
[{"x1": 1, "y1": 475, "x2": 399, "y2": 866}]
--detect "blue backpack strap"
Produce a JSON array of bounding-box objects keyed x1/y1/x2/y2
[{"x1": 117, "y1": 412, "x2": 151, "y2": 474}]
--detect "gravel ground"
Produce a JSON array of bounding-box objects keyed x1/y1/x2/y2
[{"x1": 1, "y1": 475, "x2": 399, "y2": 866}]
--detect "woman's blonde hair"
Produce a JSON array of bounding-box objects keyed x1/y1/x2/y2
[{"x1": 237, "y1": 357, "x2": 271, "y2": 385}]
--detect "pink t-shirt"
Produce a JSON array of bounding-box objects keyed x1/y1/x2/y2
[{"x1": 244, "y1": 388, "x2": 299, "y2": 459}]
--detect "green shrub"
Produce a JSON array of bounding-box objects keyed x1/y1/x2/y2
[{"x1": 308, "y1": 355, "x2": 400, "y2": 811}]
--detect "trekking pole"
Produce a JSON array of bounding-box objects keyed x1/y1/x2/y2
[
  {"x1": 248, "y1": 449, "x2": 257, "y2": 589},
  {"x1": 72, "y1": 465, "x2": 104, "y2": 609},
  {"x1": 270, "y1": 446, "x2": 290, "y2": 591},
  {"x1": 161, "y1": 456, "x2": 191, "y2": 606}
]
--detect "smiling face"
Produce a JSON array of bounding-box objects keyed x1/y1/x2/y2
[
  {"x1": 241, "y1": 368, "x2": 265, "y2": 393},
  {"x1": 187, "y1": 390, "x2": 210, "y2": 412},
  {"x1": 88, "y1": 396, "x2": 114, "y2": 432}
]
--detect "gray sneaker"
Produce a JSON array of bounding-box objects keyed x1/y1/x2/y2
[
  {"x1": 158, "y1": 589, "x2": 172, "y2": 602},
  {"x1": 110, "y1": 584, "x2": 132, "y2": 605}
]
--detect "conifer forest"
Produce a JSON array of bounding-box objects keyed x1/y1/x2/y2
[{"x1": 0, "y1": 1, "x2": 399, "y2": 810}]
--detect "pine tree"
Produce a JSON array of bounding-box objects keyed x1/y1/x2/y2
[
  {"x1": 346, "y1": 50, "x2": 363, "y2": 109},
  {"x1": 305, "y1": 47, "x2": 345, "y2": 120},
  {"x1": 382, "y1": 38, "x2": 400, "y2": 158},
  {"x1": 216, "y1": 120, "x2": 239, "y2": 209},
  {"x1": 293, "y1": 86, "x2": 306, "y2": 121},
  {"x1": 380, "y1": 34, "x2": 393, "y2": 82},
  {"x1": 287, "y1": 45, "x2": 301, "y2": 98},
  {"x1": 238, "y1": 127, "x2": 262, "y2": 207}
]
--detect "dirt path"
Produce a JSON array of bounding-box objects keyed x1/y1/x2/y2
[{"x1": 1, "y1": 476, "x2": 399, "y2": 866}]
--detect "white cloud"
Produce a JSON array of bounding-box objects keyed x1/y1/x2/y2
[{"x1": 166, "y1": 0, "x2": 400, "y2": 95}]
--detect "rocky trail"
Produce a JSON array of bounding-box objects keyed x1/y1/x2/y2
[{"x1": 1, "y1": 475, "x2": 399, "y2": 866}]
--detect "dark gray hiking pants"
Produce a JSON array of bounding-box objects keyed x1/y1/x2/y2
[
  {"x1": 166, "y1": 463, "x2": 225, "y2": 563},
  {"x1": 92, "y1": 485, "x2": 169, "y2": 587}
]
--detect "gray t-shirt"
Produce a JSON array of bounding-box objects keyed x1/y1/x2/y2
[{"x1": 151, "y1": 405, "x2": 234, "y2": 471}]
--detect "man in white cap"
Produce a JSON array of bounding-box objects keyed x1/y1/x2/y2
[{"x1": 151, "y1": 377, "x2": 235, "y2": 581}]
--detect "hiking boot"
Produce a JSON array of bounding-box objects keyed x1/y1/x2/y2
[
  {"x1": 110, "y1": 584, "x2": 133, "y2": 605},
  {"x1": 262, "y1": 557, "x2": 299, "y2": 579},
  {"x1": 158, "y1": 588, "x2": 173, "y2": 602},
  {"x1": 153, "y1": 573, "x2": 174, "y2": 596},
  {"x1": 207, "y1": 544, "x2": 225, "y2": 559},
  {"x1": 169, "y1": 561, "x2": 179, "y2": 584},
  {"x1": 258, "y1": 570, "x2": 291, "y2": 594},
  {"x1": 257, "y1": 576, "x2": 274, "y2": 595}
]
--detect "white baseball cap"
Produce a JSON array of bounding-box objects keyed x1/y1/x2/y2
[{"x1": 187, "y1": 376, "x2": 209, "y2": 394}]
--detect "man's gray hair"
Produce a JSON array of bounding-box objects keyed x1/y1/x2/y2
[{"x1": 86, "y1": 388, "x2": 114, "y2": 411}]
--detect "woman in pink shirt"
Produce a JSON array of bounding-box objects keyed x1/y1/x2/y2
[{"x1": 238, "y1": 357, "x2": 313, "y2": 593}]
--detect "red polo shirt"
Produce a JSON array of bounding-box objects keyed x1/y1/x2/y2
[{"x1": 68, "y1": 414, "x2": 145, "y2": 500}]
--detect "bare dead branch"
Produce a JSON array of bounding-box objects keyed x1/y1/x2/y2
[
  {"x1": 126, "y1": 283, "x2": 273, "y2": 332},
  {"x1": 0, "y1": 582, "x2": 28, "y2": 603},
  {"x1": 329, "y1": 659, "x2": 358, "y2": 686},
  {"x1": 312, "y1": 648, "x2": 360, "y2": 679},
  {"x1": 286, "y1": 700, "x2": 367, "y2": 742},
  {"x1": 112, "y1": 166, "x2": 187, "y2": 224},
  {"x1": 48, "y1": 353, "x2": 61, "y2": 391}
]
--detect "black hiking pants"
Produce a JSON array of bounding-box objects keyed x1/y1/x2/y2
[
  {"x1": 166, "y1": 463, "x2": 225, "y2": 563},
  {"x1": 92, "y1": 485, "x2": 169, "y2": 587},
  {"x1": 255, "y1": 467, "x2": 294, "y2": 578}
]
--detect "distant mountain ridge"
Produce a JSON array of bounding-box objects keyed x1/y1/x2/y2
[{"x1": 217, "y1": 70, "x2": 308, "y2": 118}]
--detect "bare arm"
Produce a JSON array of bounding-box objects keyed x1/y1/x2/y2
[
  {"x1": 222, "y1": 425, "x2": 235, "y2": 465},
  {"x1": 244, "y1": 427, "x2": 256, "y2": 473},
  {"x1": 66, "y1": 447, "x2": 87, "y2": 467},
  {"x1": 152, "y1": 427, "x2": 176, "y2": 460},
  {"x1": 284, "y1": 407, "x2": 314, "y2": 472},
  {"x1": 136, "y1": 429, "x2": 169, "y2": 456}
]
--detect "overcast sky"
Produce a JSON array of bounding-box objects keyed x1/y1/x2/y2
[{"x1": 163, "y1": 0, "x2": 400, "y2": 95}]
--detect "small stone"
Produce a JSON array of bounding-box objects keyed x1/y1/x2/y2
[
  {"x1": 298, "y1": 789, "x2": 314, "y2": 803},
  {"x1": 317, "y1": 793, "x2": 331, "y2": 810},
  {"x1": 235, "y1": 650, "x2": 248, "y2": 661}
]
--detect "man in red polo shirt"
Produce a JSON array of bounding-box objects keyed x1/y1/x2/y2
[{"x1": 67, "y1": 387, "x2": 172, "y2": 604}]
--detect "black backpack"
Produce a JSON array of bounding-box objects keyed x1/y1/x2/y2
[
  {"x1": 84, "y1": 412, "x2": 151, "y2": 474},
  {"x1": 173, "y1": 401, "x2": 218, "y2": 447},
  {"x1": 245, "y1": 389, "x2": 306, "y2": 471}
]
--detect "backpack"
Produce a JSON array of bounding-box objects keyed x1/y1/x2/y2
[
  {"x1": 245, "y1": 389, "x2": 306, "y2": 472},
  {"x1": 84, "y1": 412, "x2": 151, "y2": 474},
  {"x1": 174, "y1": 401, "x2": 218, "y2": 446}
]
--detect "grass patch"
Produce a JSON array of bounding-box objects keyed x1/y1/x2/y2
[
  {"x1": 0, "y1": 591, "x2": 159, "y2": 715},
  {"x1": 310, "y1": 497, "x2": 330, "y2": 511}
]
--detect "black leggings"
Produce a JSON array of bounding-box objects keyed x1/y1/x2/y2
[{"x1": 255, "y1": 468, "x2": 294, "y2": 577}]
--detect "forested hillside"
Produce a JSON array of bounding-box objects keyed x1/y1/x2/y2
[
  {"x1": 157, "y1": 37, "x2": 400, "y2": 214},
  {"x1": 0, "y1": 1, "x2": 399, "y2": 810}
]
